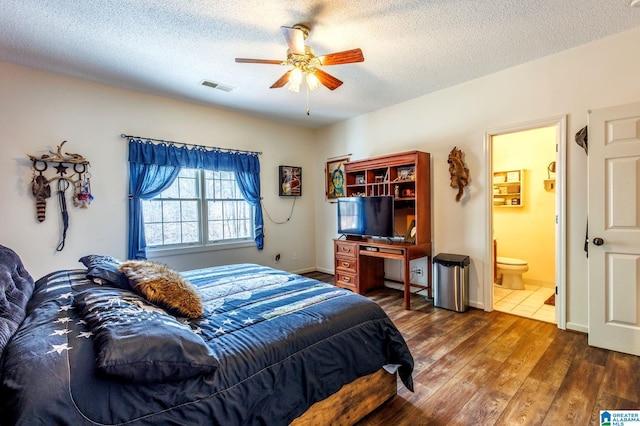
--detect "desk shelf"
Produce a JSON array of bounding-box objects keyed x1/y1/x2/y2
[
  {"x1": 337, "y1": 151, "x2": 432, "y2": 310},
  {"x1": 343, "y1": 151, "x2": 431, "y2": 245}
]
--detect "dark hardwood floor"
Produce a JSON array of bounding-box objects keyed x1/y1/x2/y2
[{"x1": 303, "y1": 271, "x2": 640, "y2": 426}]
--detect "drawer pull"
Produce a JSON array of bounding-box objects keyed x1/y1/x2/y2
[
  {"x1": 341, "y1": 261, "x2": 350, "y2": 268},
  {"x1": 343, "y1": 276, "x2": 351, "y2": 282},
  {"x1": 341, "y1": 246, "x2": 350, "y2": 252}
]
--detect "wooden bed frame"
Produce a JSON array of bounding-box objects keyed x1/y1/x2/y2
[{"x1": 291, "y1": 368, "x2": 397, "y2": 425}]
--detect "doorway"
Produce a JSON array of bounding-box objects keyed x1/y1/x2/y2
[{"x1": 484, "y1": 116, "x2": 567, "y2": 329}]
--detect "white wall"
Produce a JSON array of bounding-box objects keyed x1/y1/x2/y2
[
  {"x1": 314, "y1": 27, "x2": 640, "y2": 332},
  {"x1": 0, "y1": 62, "x2": 317, "y2": 280}
]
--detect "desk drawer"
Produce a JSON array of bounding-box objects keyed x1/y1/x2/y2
[
  {"x1": 335, "y1": 271, "x2": 357, "y2": 291},
  {"x1": 335, "y1": 241, "x2": 358, "y2": 257},
  {"x1": 335, "y1": 255, "x2": 357, "y2": 273}
]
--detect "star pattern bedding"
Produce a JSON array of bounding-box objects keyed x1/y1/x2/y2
[{"x1": 0, "y1": 263, "x2": 413, "y2": 425}]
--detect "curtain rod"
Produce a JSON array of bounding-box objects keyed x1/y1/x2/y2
[{"x1": 120, "y1": 134, "x2": 262, "y2": 155}]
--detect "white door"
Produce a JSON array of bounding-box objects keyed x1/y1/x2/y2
[{"x1": 588, "y1": 101, "x2": 640, "y2": 356}]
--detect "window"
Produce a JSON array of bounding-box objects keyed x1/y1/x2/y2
[
  {"x1": 142, "y1": 169, "x2": 253, "y2": 248},
  {"x1": 126, "y1": 138, "x2": 263, "y2": 259}
]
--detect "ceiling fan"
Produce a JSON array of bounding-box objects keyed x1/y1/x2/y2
[{"x1": 235, "y1": 24, "x2": 364, "y2": 92}]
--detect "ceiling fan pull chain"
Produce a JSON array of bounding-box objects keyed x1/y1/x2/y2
[{"x1": 306, "y1": 85, "x2": 311, "y2": 115}]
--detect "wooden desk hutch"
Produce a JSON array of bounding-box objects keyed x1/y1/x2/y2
[{"x1": 334, "y1": 151, "x2": 432, "y2": 309}]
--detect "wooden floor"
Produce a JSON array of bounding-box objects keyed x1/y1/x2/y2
[{"x1": 303, "y1": 272, "x2": 640, "y2": 426}]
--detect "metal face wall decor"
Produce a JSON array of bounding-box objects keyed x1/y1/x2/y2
[
  {"x1": 279, "y1": 165, "x2": 302, "y2": 197},
  {"x1": 326, "y1": 157, "x2": 349, "y2": 199},
  {"x1": 28, "y1": 141, "x2": 93, "y2": 251}
]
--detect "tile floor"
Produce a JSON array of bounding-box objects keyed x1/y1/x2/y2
[{"x1": 493, "y1": 283, "x2": 556, "y2": 324}]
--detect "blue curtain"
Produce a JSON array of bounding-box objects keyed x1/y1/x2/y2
[
  {"x1": 127, "y1": 140, "x2": 263, "y2": 259},
  {"x1": 235, "y1": 171, "x2": 264, "y2": 249},
  {"x1": 128, "y1": 162, "x2": 181, "y2": 259}
]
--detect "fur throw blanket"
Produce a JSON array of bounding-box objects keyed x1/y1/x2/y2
[
  {"x1": 119, "y1": 260, "x2": 203, "y2": 319},
  {"x1": 0, "y1": 245, "x2": 35, "y2": 358}
]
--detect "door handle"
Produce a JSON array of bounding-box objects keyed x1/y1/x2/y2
[{"x1": 593, "y1": 237, "x2": 604, "y2": 246}]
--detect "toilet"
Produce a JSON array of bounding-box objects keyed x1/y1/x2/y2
[{"x1": 496, "y1": 256, "x2": 528, "y2": 290}]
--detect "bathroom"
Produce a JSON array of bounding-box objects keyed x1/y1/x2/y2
[{"x1": 492, "y1": 126, "x2": 556, "y2": 323}]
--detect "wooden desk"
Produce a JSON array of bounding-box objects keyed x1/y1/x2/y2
[{"x1": 334, "y1": 239, "x2": 432, "y2": 310}]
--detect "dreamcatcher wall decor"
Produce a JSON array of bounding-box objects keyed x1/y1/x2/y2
[{"x1": 28, "y1": 141, "x2": 93, "y2": 251}]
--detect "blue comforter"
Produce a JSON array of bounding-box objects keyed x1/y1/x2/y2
[{"x1": 0, "y1": 264, "x2": 413, "y2": 425}]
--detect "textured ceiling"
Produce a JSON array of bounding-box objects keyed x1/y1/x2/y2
[{"x1": 1, "y1": 1, "x2": 640, "y2": 128}]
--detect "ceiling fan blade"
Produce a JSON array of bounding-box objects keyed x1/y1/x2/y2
[
  {"x1": 318, "y1": 48, "x2": 364, "y2": 66},
  {"x1": 314, "y1": 69, "x2": 343, "y2": 90},
  {"x1": 270, "y1": 70, "x2": 293, "y2": 89},
  {"x1": 235, "y1": 58, "x2": 283, "y2": 64},
  {"x1": 281, "y1": 26, "x2": 305, "y2": 55}
]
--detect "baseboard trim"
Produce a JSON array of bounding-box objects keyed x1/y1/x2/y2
[{"x1": 291, "y1": 267, "x2": 318, "y2": 275}]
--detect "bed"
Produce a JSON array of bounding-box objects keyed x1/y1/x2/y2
[{"x1": 0, "y1": 245, "x2": 413, "y2": 425}]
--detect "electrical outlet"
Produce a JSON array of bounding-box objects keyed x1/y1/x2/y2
[
  {"x1": 412, "y1": 267, "x2": 423, "y2": 276},
  {"x1": 274, "y1": 253, "x2": 280, "y2": 263}
]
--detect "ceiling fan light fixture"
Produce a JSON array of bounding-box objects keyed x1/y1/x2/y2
[
  {"x1": 306, "y1": 72, "x2": 320, "y2": 91},
  {"x1": 288, "y1": 67, "x2": 303, "y2": 92},
  {"x1": 235, "y1": 23, "x2": 362, "y2": 97}
]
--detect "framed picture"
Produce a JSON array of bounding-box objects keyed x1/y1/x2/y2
[
  {"x1": 279, "y1": 165, "x2": 302, "y2": 197},
  {"x1": 398, "y1": 166, "x2": 415, "y2": 181},
  {"x1": 326, "y1": 157, "x2": 349, "y2": 199}
]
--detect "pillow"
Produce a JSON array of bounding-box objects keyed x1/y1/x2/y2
[
  {"x1": 79, "y1": 255, "x2": 131, "y2": 290},
  {"x1": 119, "y1": 260, "x2": 203, "y2": 319},
  {"x1": 0, "y1": 245, "x2": 35, "y2": 358},
  {"x1": 74, "y1": 288, "x2": 217, "y2": 383}
]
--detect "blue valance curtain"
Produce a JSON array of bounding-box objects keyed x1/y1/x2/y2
[{"x1": 127, "y1": 139, "x2": 263, "y2": 260}]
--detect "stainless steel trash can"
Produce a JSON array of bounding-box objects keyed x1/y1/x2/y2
[{"x1": 433, "y1": 253, "x2": 470, "y2": 312}]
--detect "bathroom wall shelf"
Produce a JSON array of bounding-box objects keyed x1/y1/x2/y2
[{"x1": 493, "y1": 169, "x2": 523, "y2": 207}]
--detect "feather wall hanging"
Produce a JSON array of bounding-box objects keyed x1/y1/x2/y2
[{"x1": 27, "y1": 141, "x2": 93, "y2": 251}]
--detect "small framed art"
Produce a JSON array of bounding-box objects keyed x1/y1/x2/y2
[
  {"x1": 398, "y1": 166, "x2": 415, "y2": 181},
  {"x1": 326, "y1": 157, "x2": 349, "y2": 199},
  {"x1": 279, "y1": 166, "x2": 301, "y2": 197}
]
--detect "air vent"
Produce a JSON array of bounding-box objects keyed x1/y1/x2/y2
[{"x1": 201, "y1": 80, "x2": 234, "y2": 92}]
